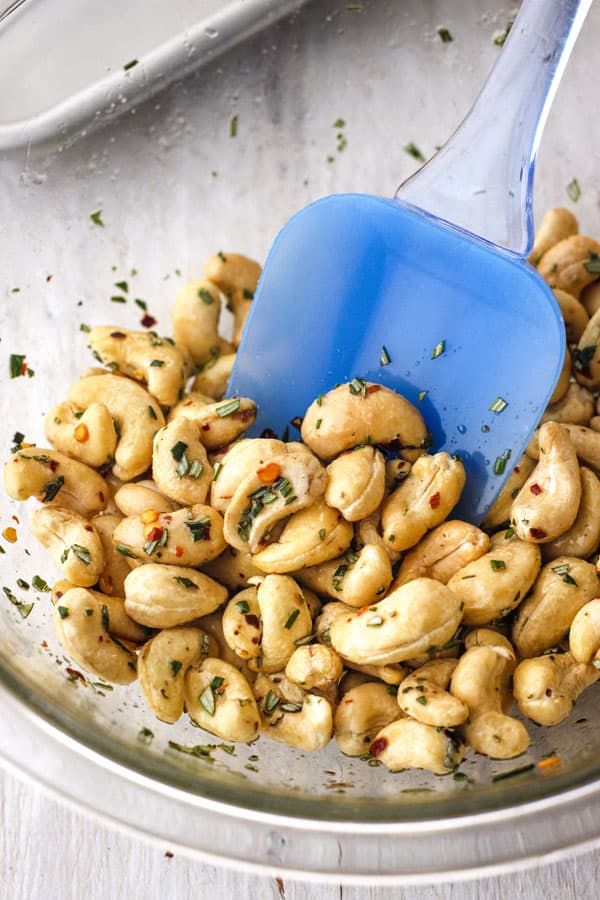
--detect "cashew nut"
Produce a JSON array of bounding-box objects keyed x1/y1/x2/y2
[
  {"x1": 540, "y1": 382, "x2": 595, "y2": 427},
  {"x1": 254, "y1": 673, "x2": 333, "y2": 751},
  {"x1": 285, "y1": 644, "x2": 343, "y2": 692},
  {"x1": 537, "y1": 235, "x2": 600, "y2": 298},
  {"x1": 334, "y1": 682, "x2": 402, "y2": 756},
  {"x1": 542, "y1": 468, "x2": 600, "y2": 561},
  {"x1": 569, "y1": 598, "x2": 600, "y2": 663},
  {"x1": 113, "y1": 480, "x2": 179, "y2": 517},
  {"x1": 112, "y1": 503, "x2": 226, "y2": 566},
  {"x1": 4, "y1": 448, "x2": 109, "y2": 517},
  {"x1": 324, "y1": 446, "x2": 385, "y2": 521},
  {"x1": 397, "y1": 659, "x2": 468, "y2": 727},
  {"x1": 192, "y1": 352, "x2": 236, "y2": 400},
  {"x1": 91, "y1": 513, "x2": 131, "y2": 596},
  {"x1": 297, "y1": 544, "x2": 392, "y2": 607},
  {"x1": 45, "y1": 401, "x2": 117, "y2": 468},
  {"x1": 370, "y1": 718, "x2": 464, "y2": 774},
  {"x1": 513, "y1": 651, "x2": 599, "y2": 726},
  {"x1": 30, "y1": 506, "x2": 104, "y2": 587},
  {"x1": 52, "y1": 580, "x2": 150, "y2": 644},
  {"x1": 123, "y1": 563, "x2": 227, "y2": 628},
  {"x1": 171, "y1": 279, "x2": 222, "y2": 365},
  {"x1": 169, "y1": 395, "x2": 257, "y2": 451},
  {"x1": 152, "y1": 418, "x2": 213, "y2": 506},
  {"x1": 185, "y1": 657, "x2": 260, "y2": 741},
  {"x1": 393, "y1": 520, "x2": 489, "y2": 587},
  {"x1": 529, "y1": 207, "x2": 579, "y2": 266}
]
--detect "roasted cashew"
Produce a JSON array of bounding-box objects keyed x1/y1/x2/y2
[
  {"x1": 482, "y1": 456, "x2": 536, "y2": 531},
  {"x1": 124, "y1": 563, "x2": 227, "y2": 628},
  {"x1": 223, "y1": 452, "x2": 327, "y2": 553},
  {"x1": 168, "y1": 395, "x2": 257, "y2": 451},
  {"x1": 192, "y1": 353, "x2": 236, "y2": 400},
  {"x1": 397, "y1": 659, "x2": 468, "y2": 727},
  {"x1": 447, "y1": 530, "x2": 541, "y2": 626},
  {"x1": 393, "y1": 520, "x2": 489, "y2": 587},
  {"x1": 569, "y1": 598, "x2": 600, "y2": 663},
  {"x1": 450, "y1": 638, "x2": 529, "y2": 759},
  {"x1": 573, "y1": 307, "x2": 600, "y2": 390},
  {"x1": 370, "y1": 718, "x2": 464, "y2": 774},
  {"x1": 511, "y1": 421, "x2": 581, "y2": 543},
  {"x1": 297, "y1": 544, "x2": 392, "y2": 607},
  {"x1": 52, "y1": 580, "x2": 150, "y2": 643},
  {"x1": 88, "y1": 326, "x2": 191, "y2": 407},
  {"x1": 249, "y1": 574, "x2": 313, "y2": 673},
  {"x1": 334, "y1": 682, "x2": 402, "y2": 756},
  {"x1": 194, "y1": 611, "x2": 257, "y2": 683},
  {"x1": 529, "y1": 207, "x2": 579, "y2": 266},
  {"x1": 210, "y1": 438, "x2": 287, "y2": 512},
  {"x1": 152, "y1": 418, "x2": 213, "y2": 506},
  {"x1": 30, "y1": 507, "x2": 104, "y2": 588},
  {"x1": 526, "y1": 422, "x2": 600, "y2": 471},
  {"x1": 45, "y1": 401, "x2": 117, "y2": 468},
  {"x1": 381, "y1": 452, "x2": 466, "y2": 552},
  {"x1": 69, "y1": 373, "x2": 165, "y2": 481},
  {"x1": 251, "y1": 499, "x2": 354, "y2": 574},
  {"x1": 52, "y1": 587, "x2": 137, "y2": 684},
  {"x1": 537, "y1": 235, "x2": 600, "y2": 298},
  {"x1": 113, "y1": 480, "x2": 179, "y2": 517},
  {"x1": 201, "y1": 545, "x2": 263, "y2": 590},
  {"x1": 138, "y1": 626, "x2": 217, "y2": 723},
  {"x1": 285, "y1": 644, "x2": 343, "y2": 692},
  {"x1": 91, "y1": 514, "x2": 131, "y2": 596},
  {"x1": 185, "y1": 657, "x2": 260, "y2": 741},
  {"x1": 552, "y1": 288, "x2": 589, "y2": 342},
  {"x1": 354, "y1": 511, "x2": 401, "y2": 563},
  {"x1": 301, "y1": 382, "x2": 427, "y2": 461},
  {"x1": 542, "y1": 468, "x2": 600, "y2": 561},
  {"x1": 112, "y1": 503, "x2": 226, "y2": 566},
  {"x1": 324, "y1": 446, "x2": 386, "y2": 521},
  {"x1": 385, "y1": 458, "x2": 412, "y2": 493},
  {"x1": 254, "y1": 673, "x2": 333, "y2": 751},
  {"x1": 330, "y1": 577, "x2": 463, "y2": 666},
  {"x1": 221, "y1": 586, "x2": 262, "y2": 661},
  {"x1": 4, "y1": 448, "x2": 108, "y2": 517},
  {"x1": 513, "y1": 651, "x2": 599, "y2": 726},
  {"x1": 171, "y1": 279, "x2": 222, "y2": 365},
  {"x1": 204, "y1": 251, "x2": 262, "y2": 346},
  {"x1": 581, "y1": 281, "x2": 600, "y2": 318},
  {"x1": 540, "y1": 382, "x2": 595, "y2": 427},
  {"x1": 512, "y1": 557, "x2": 598, "y2": 657},
  {"x1": 548, "y1": 347, "x2": 571, "y2": 405}
]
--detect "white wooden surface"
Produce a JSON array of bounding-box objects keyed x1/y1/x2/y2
[{"x1": 1, "y1": 766, "x2": 599, "y2": 900}]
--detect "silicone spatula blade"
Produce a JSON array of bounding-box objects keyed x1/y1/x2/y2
[{"x1": 228, "y1": 0, "x2": 591, "y2": 522}]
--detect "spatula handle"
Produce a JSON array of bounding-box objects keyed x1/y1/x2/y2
[{"x1": 396, "y1": 0, "x2": 592, "y2": 257}]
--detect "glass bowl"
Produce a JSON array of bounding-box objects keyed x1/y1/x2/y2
[{"x1": 2, "y1": 0, "x2": 600, "y2": 883}]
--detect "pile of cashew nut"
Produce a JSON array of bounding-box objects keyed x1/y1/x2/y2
[{"x1": 5, "y1": 216, "x2": 600, "y2": 778}]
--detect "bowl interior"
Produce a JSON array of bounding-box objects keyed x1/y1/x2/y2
[{"x1": 2, "y1": 0, "x2": 600, "y2": 825}]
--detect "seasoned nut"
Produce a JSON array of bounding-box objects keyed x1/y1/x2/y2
[
  {"x1": 334, "y1": 682, "x2": 402, "y2": 756},
  {"x1": 513, "y1": 651, "x2": 599, "y2": 726},
  {"x1": 201, "y1": 545, "x2": 263, "y2": 590},
  {"x1": 45, "y1": 401, "x2": 117, "y2": 468},
  {"x1": 192, "y1": 353, "x2": 236, "y2": 400},
  {"x1": 393, "y1": 520, "x2": 489, "y2": 587},
  {"x1": 124, "y1": 563, "x2": 227, "y2": 628},
  {"x1": 381, "y1": 452, "x2": 466, "y2": 552},
  {"x1": 185, "y1": 658, "x2": 260, "y2": 742},
  {"x1": 113, "y1": 480, "x2": 179, "y2": 517},
  {"x1": 324, "y1": 446, "x2": 385, "y2": 521},
  {"x1": 112, "y1": 503, "x2": 226, "y2": 566},
  {"x1": 552, "y1": 288, "x2": 589, "y2": 342},
  {"x1": 397, "y1": 659, "x2": 468, "y2": 727},
  {"x1": 481, "y1": 456, "x2": 536, "y2": 530},
  {"x1": 542, "y1": 468, "x2": 600, "y2": 561},
  {"x1": 221, "y1": 587, "x2": 261, "y2": 661},
  {"x1": 569, "y1": 598, "x2": 600, "y2": 663},
  {"x1": 370, "y1": 718, "x2": 464, "y2": 774},
  {"x1": 91, "y1": 514, "x2": 131, "y2": 596},
  {"x1": 209, "y1": 438, "x2": 287, "y2": 512},
  {"x1": 285, "y1": 644, "x2": 343, "y2": 692},
  {"x1": 298, "y1": 544, "x2": 392, "y2": 607},
  {"x1": 529, "y1": 207, "x2": 578, "y2": 266},
  {"x1": 250, "y1": 574, "x2": 313, "y2": 673},
  {"x1": 511, "y1": 422, "x2": 581, "y2": 543},
  {"x1": 52, "y1": 587, "x2": 137, "y2": 684},
  {"x1": 30, "y1": 507, "x2": 104, "y2": 588},
  {"x1": 540, "y1": 382, "x2": 595, "y2": 427},
  {"x1": 254, "y1": 673, "x2": 333, "y2": 751},
  {"x1": 169, "y1": 395, "x2": 257, "y2": 451},
  {"x1": 152, "y1": 418, "x2": 213, "y2": 506},
  {"x1": 171, "y1": 279, "x2": 222, "y2": 365},
  {"x1": 301, "y1": 382, "x2": 427, "y2": 461},
  {"x1": 4, "y1": 448, "x2": 108, "y2": 517},
  {"x1": 537, "y1": 235, "x2": 600, "y2": 298}
]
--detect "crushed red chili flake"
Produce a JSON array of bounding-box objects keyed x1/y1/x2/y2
[
  {"x1": 530, "y1": 483, "x2": 542, "y2": 495},
  {"x1": 244, "y1": 613, "x2": 260, "y2": 629},
  {"x1": 370, "y1": 737, "x2": 389, "y2": 757},
  {"x1": 110, "y1": 331, "x2": 127, "y2": 339},
  {"x1": 146, "y1": 526, "x2": 164, "y2": 542},
  {"x1": 11, "y1": 515, "x2": 19, "y2": 524},
  {"x1": 99, "y1": 491, "x2": 105, "y2": 503},
  {"x1": 49, "y1": 460, "x2": 59, "y2": 472},
  {"x1": 257, "y1": 461, "x2": 281, "y2": 483},
  {"x1": 366, "y1": 384, "x2": 381, "y2": 394},
  {"x1": 529, "y1": 527, "x2": 547, "y2": 540},
  {"x1": 201, "y1": 423, "x2": 211, "y2": 430},
  {"x1": 141, "y1": 313, "x2": 157, "y2": 329},
  {"x1": 576, "y1": 718, "x2": 588, "y2": 724},
  {"x1": 429, "y1": 491, "x2": 441, "y2": 509},
  {"x1": 84, "y1": 524, "x2": 93, "y2": 532},
  {"x1": 481, "y1": 425, "x2": 490, "y2": 432},
  {"x1": 514, "y1": 466, "x2": 521, "y2": 473},
  {"x1": 41, "y1": 640, "x2": 48, "y2": 648},
  {"x1": 164, "y1": 851, "x2": 174, "y2": 859},
  {"x1": 46, "y1": 274, "x2": 53, "y2": 282},
  {"x1": 66, "y1": 667, "x2": 87, "y2": 685},
  {"x1": 174, "y1": 545, "x2": 184, "y2": 557}
]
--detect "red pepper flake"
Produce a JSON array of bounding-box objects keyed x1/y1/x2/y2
[
  {"x1": 110, "y1": 331, "x2": 127, "y2": 339},
  {"x1": 174, "y1": 545, "x2": 184, "y2": 557},
  {"x1": 357, "y1": 604, "x2": 371, "y2": 616},
  {"x1": 530, "y1": 483, "x2": 542, "y2": 495},
  {"x1": 164, "y1": 851, "x2": 174, "y2": 859},
  {"x1": 163, "y1": 515, "x2": 172, "y2": 523},
  {"x1": 184, "y1": 400, "x2": 193, "y2": 407},
  {"x1": 481, "y1": 425, "x2": 490, "y2": 432},
  {"x1": 141, "y1": 313, "x2": 157, "y2": 329},
  {"x1": 49, "y1": 460, "x2": 59, "y2": 472},
  {"x1": 257, "y1": 461, "x2": 281, "y2": 484},
  {"x1": 529, "y1": 527, "x2": 547, "y2": 540},
  {"x1": 41, "y1": 640, "x2": 48, "y2": 648},
  {"x1": 11, "y1": 515, "x2": 19, "y2": 524},
  {"x1": 429, "y1": 491, "x2": 441, "y2": 509},
  {"x1": 2, "y1": 527, "x2": 17, "y2": 543},
  {"x1": 514, "y1": 466, "x2": 521, "y2": 473},
  {"x1": 576, "y1": 718, "x2": 588, "y2": 724},
  {"x1": 245, "y1": 613, "x2": 261, "y2": 629},
  {"x1": 146, "y1": 526, "x2": 164, "y2": 542},
  {"x1": 21, "y1": 361, "x2": 28, "y2": 376},
  {"x1": 99, "y1": 491, "x2": 105, "y2": 503},
  {"x1": 46, "y1": 274, "x2": 53, "y2": 282},
  {"x1": 366, "y1": 384, "x2": 381, "y2": 394},
  {"x1": 370, "y1": 737, "x2": 389, "y2": 757},
  {"x1": 84, "y1": 524, "x2": 93, "y2": 532},
  {"x1": 201, "y1": 423, "x2": 211, "y2": 431},
  {"x1": 66, "y1": 667, "x2": 87, "y2": 685}
]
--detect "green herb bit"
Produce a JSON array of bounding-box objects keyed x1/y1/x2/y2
[
  {"x1": 417, "y1": 390, "x2": 428, "y2": 403},
  {"x1": 170, "y1": 660, "x2": 183, "y2": 677},
  {"x1": 333, "y1": 117, "x2": 346, "y2": 128},
  {"x1": 366, "y1": 615, "x2": 383, "y2": 627},
  {"x1": 280, "y1": 702, "x2": 303, "y2": 713},
  {"x1": 380, "y1": 345, "x2": 391, "y2": 366},
  {"x1": 101, "y1": 604, "x2": 110, "y2": 630},
  {"x1": 147, "y1": 405, "x2": 157, "y2": 421},
  {"x1": 150, "y1": 359, "x2": 164, "y2": 367},
  {"x1": 443, "y1": 737, "x2": 460, "y2": 770},
  {"x1": 135, "y1": 298, "x2": 147, "y2": 310},
  {"x1": 16, "y1": 578, "x2": 29, "y2": 591},
  {"x1": 437, "y1": 27, "x2": 453, "y2": 42},
  {"x1": 318, "y1": 529, "x2": 326, "y2": 541},
  {"x1": 171, "y1": 441, "x2": 188, "y2": 461},
  {"x1": 219, "y1": 743, "x2": 236, "y2": 755},
  {"x1": 236, "y1": 600, "x2": 250, "y2": 614},
  {"x1": 404, "y1": 142, "x2": 425, "y2": 163},
  {"x1": 489, "y1": 396, "x2": 508, "y2": 414},
  {"x1": 216, "y1": 398, "x2": 241, "y2": 417},
  {"x1": 9, "y1": 354, "x2": 26, "y2": 378},
  {"x1": 176, "y1": 454, "x2": 190, "y2": 479},
  {"x1": 494, "y1": 21, "x2": 513, "y2": 46},
  {"x1": 566, "y1": 177, "x2": 581, "y2": 203},
  {"x1": 593, "y1": 660, "x2": 600, "y2": 670},
  {"x1": 189, "y1": 459, "x2": 204, "y2": 479},
  {"x1": 294, "y1": 633, "x2": 315, "y2": 647},
  {"x1": 431, "y1": 340, "x2": 445, "y2": 359},
  {"x1": 90, "y1": 210, "x2": 104, "y2": 227},
  {"x1": 123, "y1": 59, "x2": 139, "y2": 71},
  {"x1": 583, "y1": 253, "x2": 600, "y2": 275},
  {"x1": 315, "y1": 418, "x2": 322, "y2": 429},
  {"x1": 492, "y1": 763, "x2": 534, "y2": 782},
  {"x1": 58, "y1": 605, "x2": 70, "y2": 619},
  {"x1": 185, "y1": 518, "x2": 211, "y2": 542},
  {"x1": 143, "y1": 539, "x2": 159, "y2": 557},
  {"x1": 42, "y1": 475, "x2": 65, "y2": 503},
  {"x1": 490, "y1": 559, "x2": 506, "y2": 571},
  {"x1": 504, "y1": 527, "x2": 514, "y2": 539},
  {"x1": 174, "y1": 576, "x2": 197, "y2": 589},
  {"x1": 284, "y1": 609, "x2": 300, "y2": 630},
  {"x1": 116, "y1": 544, "x2": 137, "y2": 559},
  {"x1": 137, "y1": 727, "x2": 154, "y2": 745},
  {"x1": 198, "y1": 287, "x2": 214, "y2": 304},
  {"x1": 264, "y1": 690, "x2": 280, "y2": 715},
  {"x1": 453, "y1": 771, "x2": 468, "y2": 781},
  {"x1": 32, "y1": 575, "x2": 50, "y2": 592},
  {"x1": 199, "y1": 684, "x2": 216, "y2": 716},
  {"x1": 349, "y1": 377, "x2": 367, "y2": 397},
  {"x1": 416, "y1": 695, "x2": 428, "y2": 706},
  {"x1": 212, "y1": 462, "x2": 222, "y2": 481},
  {"x1": 242, "y1": 288, "x2": 254, "y2": 299},
  {"x1": 230, "y1": 114, "x2": 239, "y2": 138},
  {"x1": 71, "y1": 544, "x2": 90, "y2": 565},
  {"x1": 494, "y1": 448, "x2": 512, "y2": 476},
  {"x1": 168, "y1": 740, "x2": 213, "y2": 759}
]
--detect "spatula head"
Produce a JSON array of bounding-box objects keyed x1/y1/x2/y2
[{"x1": 228, "y1": 195, "x2": 565, "y2": 523}]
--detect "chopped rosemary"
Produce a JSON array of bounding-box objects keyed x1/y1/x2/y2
[
  {"x1": 349, "y1": 377, "x2": 367, "y2": 397},
  {"x1": 490, "y1": 559, "x2": 505, "y2": 571},
  {"x1": 148, "y1": 406, "x2": 157, "y2": 420},
  {"x1": 431, "y1": 340, "x2": 445, "y2": 359},
  {"x1": 417, "y1": 390, "x2": 428, "y2": 402},
  {"x1": 566, "y1": 178, "x2": 581, "y2": 203},
  {"x1": 115, "y1": 544, "x2": 137, "y2": 558},
  {"x1": 123, "y1": 59, "x2": 139, "y2": 71},
  {"x1": 494, "y1": 449, "x2": 512, "y2": 476},
  {"x1": 9, "y1": 354, "x2": 26, "y2": 378},
  {"x1": 71, "y1": 544, "x2": 90, "y2": 565},
  {"x1": 284, "y1": 609, "x2": 300, "y2": 630},
  {"x1": 170, "y1": 660, "x2": 183, "y2": 677},
  {"x1": 42, "y1": 475, "x2": 65, "y2": 502},
  {"x1": 32, "y1": 575, "x2": 50, "y2": 592},
  {"x1": 489, "y1": 396, "x2": 508, "y2": 414},
  {"x1": 236, "y1": 600, "x2": 250, "y2": 614},
  {"x1": 404, "y1": 142, "x2": 425, "y2": 162},
  {"x1": 150, "y1": 359, "x2": 164, "y2": 367},
  {"x1": 186, "y1": 517, "x2": 211, "y2": 541},
  {"x1": 380, "y1": 345, "x2": 391, "y2": 366},
  {"x1": 583, "y1": 253, "x2": 600, "y2": 275},
  {"x1": 90, "y1": 210, "x2": 104, "y2": 226},
  {"x1": 199, "y1": 684, "x2": 216, "y2": 716},
  {"x1": 198, "y1": 287, "x2": 214, "y2": 304},
  {"x1": 57, "y1": 605, "x2": 69, "y2": 619},
  {"x1": 189, "y1": 459, "x2": 204, "y2": 479},
  {"x1": 437, "y1": 27, "x2": 453, "y2": 42},
  {"x1": 216, "y1": 398, "x2": 241, "y2": 417},
  {"x1": 264, "y1": 690, "x2": 280, "y2": 714},
  {"x1": 174, "y1": 576, "x2": 197, "y2": 589},
  {"x1": 492, "y1": 764, "x2": 534, "y2": 782}
]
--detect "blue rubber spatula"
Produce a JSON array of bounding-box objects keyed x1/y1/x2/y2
[{"x1": 228, "y1": 0, "x2": 591, "y2": 523}]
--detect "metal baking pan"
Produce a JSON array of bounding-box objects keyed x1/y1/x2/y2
[{"x1": 0, "y1": 0, "x2": 312, "y2": 150}]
